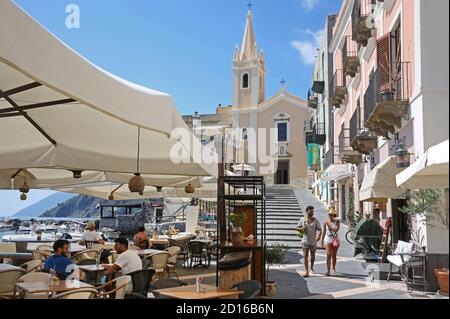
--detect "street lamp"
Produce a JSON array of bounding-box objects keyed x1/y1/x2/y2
[
  {"x1": 395, "y1": 141, "x2": 411, "y2": 168},
  {"x1": 391, "y1": 135, "x2": 411, "y2": 168}
]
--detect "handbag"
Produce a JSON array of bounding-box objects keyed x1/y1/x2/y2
[{"x1": 332, "y1": 237, "x2": 340, "y2": 248}]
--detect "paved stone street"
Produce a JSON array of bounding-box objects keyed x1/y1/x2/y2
[{"x1": 266, "y1": 189, "x2": 448, "y2": 299}]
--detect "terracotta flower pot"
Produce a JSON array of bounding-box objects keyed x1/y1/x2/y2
[
  {"x1": 434, "y1": 268, "x2": 449, "y2": 295},
  {"x1": 265, "y1": 282, "x2": 277, "y2": 297}
]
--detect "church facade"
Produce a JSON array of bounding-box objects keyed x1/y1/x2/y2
[{"x1": 184, "y1": 10, "x2": 310, "y2": 189}]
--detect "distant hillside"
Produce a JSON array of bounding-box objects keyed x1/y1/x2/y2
[
  {"x1": 13, "y1": 192, "x2": 76, "y2": 218},
  {"x1": 41, "y1": 195, "x2": 101, "y2": 218}
]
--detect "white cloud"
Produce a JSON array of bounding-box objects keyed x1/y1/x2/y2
[
  {"x1": 298, "y1": 0, "x2": 320, "y2": 12},
  {"x1": 291, "y1": 28, "x2": 324, "y2": 66}
]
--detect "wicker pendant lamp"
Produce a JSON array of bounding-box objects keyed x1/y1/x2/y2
[
  {"x1": 19, "y1": 171, "x2": 30, "y2": 200},
  {"x1": 128, "y1": 127, "x2": 145, "y2": 195},
  {"x1": 185, "y1": 183, "x2": 195, "y2": 194}
]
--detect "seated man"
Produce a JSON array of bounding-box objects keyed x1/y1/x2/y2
[
  {"x1": 43, "y1": 240, "x2": 74, "y2": 280},
  {"x1": 103, "y1": 238, "x2": 142, "y2": 293},
  {"x1": 80, "y1": 222, "x2": 105, "y2": 247},
  {"x1": 133, "y1": 227, "x2": 150, "y2": 249}
]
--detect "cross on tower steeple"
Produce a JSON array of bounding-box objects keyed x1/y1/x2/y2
[
  {"x1": 280, "y1": 78, "x2": 287, "y2": 88},
  {"x1": 247, "y1": 1, "x2": 254, "y2": 11}
]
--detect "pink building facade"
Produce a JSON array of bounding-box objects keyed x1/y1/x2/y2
[{"x1": 308, "y1": 0, "x2": 448, "y2": 291}]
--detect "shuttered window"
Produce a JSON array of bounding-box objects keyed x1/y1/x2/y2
[{"x1": 377, "y1": 33, "x2": 392, "y2": 92}]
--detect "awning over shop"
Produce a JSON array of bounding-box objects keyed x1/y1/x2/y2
[
  {"x1": 396, "y1": 140, "x2": 449, "y2": 189},
  {"x1": 360, "y1": 156, "x2": 405, "y2": 202},
  {"x1": 0, "y1": 1, "x2": 217, "y2": 178},
  {"x1": 321, "y1": 164, "x2": 352, "y2": 182}
]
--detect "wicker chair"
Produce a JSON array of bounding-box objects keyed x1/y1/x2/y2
[
  {"x1": 71, "y1": 249, "x2": 101, "y2": 265},
  {"x1": 95, "y1": 276, "x2": 131, "y2": 299},
  {"x1": 168, "y1": 237, "x2": 190, "y2": 268},
  {"x1": 50, "y1": 288, "x2": 98, "y2": 300},
  {"x1": 151, "y1": 279, "x2": 188, "y2": 299},
  {"x1": 0, "y1": 268, "x2": 26, "y2": 297},
  {"x1": 32, "y1": 250, "x2": 51, "y2": 262},
  {"x1": 165, "y1": 246, "x2": 181, "y2": 279},
  {"x1": 126, "y1": 269, "x2": 155, "y2": 299},
  {"x1": 187, "y1": 241, "x2": 209, "y2": 269},
  {"x1": 20, "y1": 260, "x2": 43, "y2": 273},
  {"x1": 145, "y1": 252, "x2": 170, "y2": 280},
  {"x1": 36, "y1": 244, "x2": 53, "y2": 254},
  {"x1": 231, "y1": 280, "x2": 261, "y2": 299},
  {"x1": 17, "y1": 272, "x2": 59, "y2": 299}
]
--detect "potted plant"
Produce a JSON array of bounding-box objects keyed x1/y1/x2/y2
[
  {"x1": 265, "y1": 243, "x2": 287, "y2": 297},
  {"x1": 381, "y1": 90, "x2": 395, "y2": 101},
  {"x1": 434, "y1": 268, "x2": 449, "y2": 296},
  {"x1": 400, "y1": 189, "x2": 449, "y2": 294},
  {"x1": 229, "y1": 212, "x2": 248, "y2": 246}
]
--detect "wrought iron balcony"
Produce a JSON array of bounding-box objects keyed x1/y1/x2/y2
[
  {"x1": 339, "y1": 125, "x2": 363, "y2": 165},
  {"x1": 323, "y1": 148, "x2": 335, "y2": 171},
  {"x1": 352, "y1": 0, "x2": 376, "y2": 47},
  {"x1": 364, "y1": 60, "x2": 411, "y2": 137},
  {"x1": 307, "y1": 90, "x2": 319, "y2": 109},
  {"x1": 343, "y1": 36, "x2": 360, "y2": 78},
  {"x1": 329, "y1": 69, "x2": 347, "y2": 108},
  {"x1": 349, "y1": 109, "x2": 377, "y2": 155},
  {"x1": 305, "y1": 122, "x2": 326, "y2": 146},
  {"x1": 311, "y1": 81, "x2": 325, "y2": 94}
]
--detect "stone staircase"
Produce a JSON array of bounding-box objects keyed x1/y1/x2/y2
[{"x1": 257, "y1": 186, "x2": 304, "y2": 248}]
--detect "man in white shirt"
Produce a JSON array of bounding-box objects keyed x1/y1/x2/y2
[
  {"x1": 79, "y1": 222, "x2": 105, "y2": 247},
  {"x1": 104, "y1": 237, "x2": 142, "y2": 293}
]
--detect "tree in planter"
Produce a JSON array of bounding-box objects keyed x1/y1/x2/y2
[
  {"x1": 265, "y1": 243, "x2": 288, "y2": 282},
  {"x1": 400, "y1": 189, "x2": 449, "y2": 246},
  {"x1": 229, "y1": 212, "x2": 248, "y2": 232}
]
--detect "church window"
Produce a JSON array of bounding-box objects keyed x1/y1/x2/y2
[
  {"x1": 242, "y1": 73, "x2": 249, "y2": 89},
  {"x1": 277, "y1": 122, "x2": 288, "y2": 142}
]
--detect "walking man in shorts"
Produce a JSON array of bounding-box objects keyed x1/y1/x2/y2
[{"x1": 296, "y1": 206, "x2": 322, "y2": 277}]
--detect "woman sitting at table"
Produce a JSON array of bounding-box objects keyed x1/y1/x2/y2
[{"x1": 133, "y1": 227, "x2": 150, "y2": 249}]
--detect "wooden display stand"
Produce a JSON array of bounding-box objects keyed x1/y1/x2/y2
[
  {"x1": 216, "y1": 176, "x2": 267, "y2": 296},
  {"x1": 219, "y1": 264, "x2": 252, "y2": 289}
]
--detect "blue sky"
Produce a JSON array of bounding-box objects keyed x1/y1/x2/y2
[{"x1": 1, "y1": 0, "x2": 342, "y2": 216}]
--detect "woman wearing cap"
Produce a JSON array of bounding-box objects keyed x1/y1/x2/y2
[{"x1": 321, "y1": 205, "x2": 340, "y2": 276}]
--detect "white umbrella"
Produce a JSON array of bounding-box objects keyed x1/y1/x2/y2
[
  {"x1": 396, "y1": 140, "x2": 449, "y2": 189},
  {"x1": 0, "y1": 1, "x2": 217, "y2": 178}
]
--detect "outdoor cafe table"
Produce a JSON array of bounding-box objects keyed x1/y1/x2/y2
[
  {"x1": 15, "y1": 280, "x2": 93, "y2": 296},
  {"x1": 153, "y1": 284, "x2": 243, "y2": 300},
  {"x1": 77, "y1": 264, "x2": 111, "y2": 284}
]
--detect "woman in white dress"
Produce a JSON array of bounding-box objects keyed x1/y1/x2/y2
[{"x1": 321, "y1": 206, "x2": 340, "y2": 276}]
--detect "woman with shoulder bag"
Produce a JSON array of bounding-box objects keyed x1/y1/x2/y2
[{"x1": 321, "y1": 206, "x2": 340, "y2": 276}]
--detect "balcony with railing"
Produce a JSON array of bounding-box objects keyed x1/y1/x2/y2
[
  {"x1": 329, "y1": 69, "x2": 347, "y2": 108},
  {"x1": 343, "y1": 36, "x2": 360, "y2": 78},
  {"x1": 305, "y1": 122, "x2": 326, "y2": 146},
  {"x1": 323, "y1": 147, "x2": 335, "y2": 171},
  {"x1": 352, "y1": 0, "x2": 376, "y2": 47},
  {"x1": 364, "y1": 59, "x2": 411, "y2": 137},
  {"x1": 349, "y1": 108, "x2": 377, "y2": 155},
  {"x1": 307, "y1": 90, "x2": 319, "y2": 109},
  {"x1": 339, "y1": 124, "x2": 363, "y2": 165}
]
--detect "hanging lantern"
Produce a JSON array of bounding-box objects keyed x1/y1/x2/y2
[
  {"x1": 20, "y1": 193, "x2": 27, "y2": 201},
  {"x1": 129, "y1": 127, "x2": 145, "y2": 195},
  {"x1": 185, "y1": 183, "x2": 195, "y2": 194},
  {"x1": 128, "y1": 173, "x2": 145, "y2": 195},
  {"x1": 395, "y1": 142, "x2": 411, "y2": 168},
  {"x1": 156, "y1": 186, "x2": 163, "y2": 193},
  {"x1": 108, "y1": 194, "x2": 114, "y2": 201},
  {"x1": 71, "y1": 170, "x2": 83, "y2": 179},
  {"x1": 19, "y1": 182, "x2": 30, "y2": 194}
]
